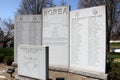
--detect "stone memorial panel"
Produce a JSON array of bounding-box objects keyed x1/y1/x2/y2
[
  {"x1": 43, "y1": 6, "x2": 70, "y2": 69},
  {"x1": 70, "y1": 5, "x2": 106, "y2": 73},
  {"x1": 14, "y1": 15, "x2": 42, "y2": 63},
  {"x1": 18, "y1": 45, "x2": 48, "y2": 80}
]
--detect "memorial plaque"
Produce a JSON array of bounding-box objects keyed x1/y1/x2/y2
[
  {"x1": 70, "y1": 5, "x2": 106, "y2": 73},
  {"x1": 14, "y1": 15, "x2": 42, "y2": 63},
  {"x1": 18, "y1": 45, "x2": 48, "y2": 80},
  {"x1": 43, "y1": 6, "x2": 70, "y2": 69}
]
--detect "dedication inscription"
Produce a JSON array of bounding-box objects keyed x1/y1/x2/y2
[
  {"x1": 18, "y1": 45, "x2": 48, "y2": 80},
  {"x1": 43, "y1": 6, "x2": 70, "y2": 68},
  {"x1": 70, "y1": 6, "x2": 106, "y2": 73},
  {"x1": 14, "y1": 15, "x2": 42, "y2": 63}
]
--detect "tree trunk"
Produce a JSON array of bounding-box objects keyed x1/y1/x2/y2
[{"x1": 107, "y1": 0, "x2": 113, "y2": 53}]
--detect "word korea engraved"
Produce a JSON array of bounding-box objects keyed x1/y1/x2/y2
[{"x1": 43, "y1": 6, "x2": 70, "y2": 69}]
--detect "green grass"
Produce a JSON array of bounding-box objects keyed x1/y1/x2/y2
[
  {"x1": 0, "y1": 48, "x2": 14, "y2": 65},
  {"x1": 110, "y1": 42, "x2": 120, "y2": 48},
  {"x1": 107, "y1": 53, "x2": 120, "y2": 59},
  {"x1": 0, "y1": 48, "x2": 13, "y2": 56}
]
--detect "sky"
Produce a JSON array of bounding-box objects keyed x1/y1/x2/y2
[
  {"x1": 0, "y1": 0, "x2": 21, "y2": 20},
  {"x1": 54, "y1": 0, "x2": 78, "y2": 10},
  {"x1": 0, "y1": 0, "x2": 78, "y2": 20}
]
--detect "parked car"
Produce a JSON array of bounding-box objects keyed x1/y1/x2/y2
[{"x1": 112, "y1": 48, "x2": 120, "y2": 53}]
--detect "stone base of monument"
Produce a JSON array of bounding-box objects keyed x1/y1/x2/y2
[
  {"x1": 14, "y1": 70, "x2": 107, "y2": 80},
  {"x1": 49, "y1": 70, "x2": 107, "y2": 80},
  {"x1": 15, "y1": 75, "x2": 40, "y2": 80}
]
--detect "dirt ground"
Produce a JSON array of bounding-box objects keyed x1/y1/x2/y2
[
  {"x1": 0, "y1": 62, "x2": 88, "y2": 80},
  {"x1": 0, "y1": 63, "x2": 17, "y2": 80},
  {"x1": 0, "y1": 63, "x2": 103, "y2": 80}
]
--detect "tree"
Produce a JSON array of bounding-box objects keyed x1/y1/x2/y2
[
  {"x1": 0, "y1": 18, "x2": 4, "y2": 43},
  {"x1": 78, "y1": 0, "x2": 120, "y2": 51},
  {"x1": 1, "y1": 18, "x2": 14, "y2": 47},
  {"x1": 60, "y1": 0, "x2": 67, "y2": 6},
  {"x1": 17, "y1": 0, "x2": 56, "y2": 15},
  {"x1": 0, "y1": 28, "x2": 4, "y2": 43}
]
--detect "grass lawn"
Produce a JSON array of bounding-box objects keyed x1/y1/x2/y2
[
  {"x1": 107, "y1": 52, "x2": 120, "y2": 60},
  {"x1": 110, "y1": 42, "x2": 120, "y2": 48},
  {"x1": 0, "y1": 48, "x2": 14, "y2": 65},
  {"x1": 108, "y1": 42, "x2": 120, "y2": 61},
  {"x1": 0, "y1": 48, "x2": 13, "y2": 56}
]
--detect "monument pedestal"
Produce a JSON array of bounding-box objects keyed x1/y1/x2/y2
[
  {"x1": 15, "y1": 75, "x2": 39, "y2": 80},
  {"x1": 49, "y1": 70, "x2": 107, "y2": 80}
]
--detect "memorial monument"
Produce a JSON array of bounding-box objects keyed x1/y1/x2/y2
[
  {"x1": 14, "y1": 15, "x2": 42, "y2": 63},
  {"x1": 70, "y1": 5, "x2": 106, "y2": 73},
  {"x1": 14, "y1": 5, "x2": 107, "y2": 80},
  {"x1": 17, "y1": 45, "x2": 48, "y2": 80},
  {"x1": 43, "y1": 6, "x2": 70, "y2": 70}
]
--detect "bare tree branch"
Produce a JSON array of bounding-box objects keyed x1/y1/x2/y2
[{"x1": 17, "y1": 0, "x2": 56, "y2": 15}]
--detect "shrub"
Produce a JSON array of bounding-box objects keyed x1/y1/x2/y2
[
  {"x1": 0, "y1": 48, "x2": 13, "y2": 64},
  {"x1": 107, "y1": 53, "x2": 120, "y2": 80},
  {"x1": 108, "y1": 62, "x2": 120, "y2": 80},
  {"x1": 4, "y1": 56, "x2": 14, "y2": 66},
  {"x1": 0, "y1": 54, "x2": 4, "y2": 62}
]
